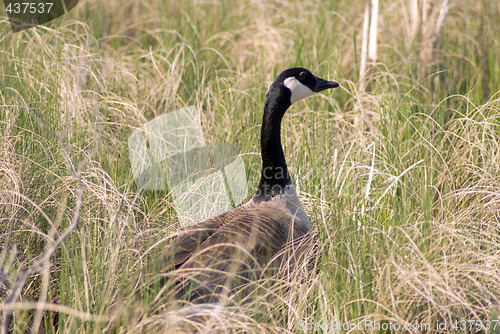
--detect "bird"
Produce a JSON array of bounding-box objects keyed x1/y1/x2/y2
[{"x1": 156, "y1": 67, "x2": 339, "y2": 304}]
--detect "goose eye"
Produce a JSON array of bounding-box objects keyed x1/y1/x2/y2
[{"x1": 298, "y1": 71, "x2": 307, "y2": 80}]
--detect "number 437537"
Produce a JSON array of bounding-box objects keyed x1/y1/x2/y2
[{"x1": 5, "y1": 2, "x2": 53, "y2": 14}]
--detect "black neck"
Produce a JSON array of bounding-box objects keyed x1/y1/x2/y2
[{"x1": 256, "y1": 86, "x2": 292, "y2": 199}]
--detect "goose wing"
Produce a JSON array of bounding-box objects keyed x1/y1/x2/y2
[
  {"x1": 162, "y1": 207, "x2": 248, "y2": 269},
  {"x1": 161, "y1": 205, "x2": 311, "y2": 301}
]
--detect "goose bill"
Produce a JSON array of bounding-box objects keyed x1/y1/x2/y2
[{"x1": 313, "y1": 77, "x2": 339, "y2": 92}]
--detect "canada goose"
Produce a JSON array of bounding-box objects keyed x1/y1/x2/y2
[{"x1": 159, "y1": 68, "x2": 339, "y2": 303}]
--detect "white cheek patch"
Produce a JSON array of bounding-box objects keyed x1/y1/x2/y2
[{"x1": 284, "y1": 77, "x2": 314, "y2": 104}]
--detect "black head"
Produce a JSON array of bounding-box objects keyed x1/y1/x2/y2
[{"x1": 269, "y1": 67, "x2": 339, "y2": 105}]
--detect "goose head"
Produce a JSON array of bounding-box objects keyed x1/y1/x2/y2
[{"x1": 267, "y1": 67, "x2": 339, "y2": 107}]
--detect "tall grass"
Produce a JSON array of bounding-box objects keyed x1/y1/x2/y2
[{"x1": 1, "y1": 0, "x2": 500, "y2": 332}]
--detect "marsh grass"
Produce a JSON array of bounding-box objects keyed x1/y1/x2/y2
[{"x1": 1, "y1": 0, "x2": 500, "y2": 332}]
